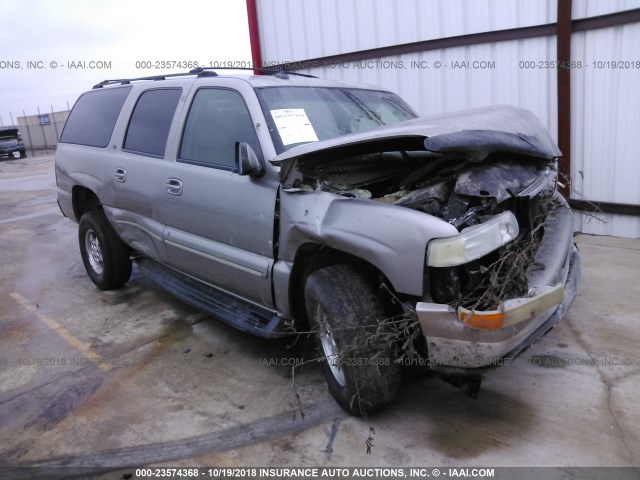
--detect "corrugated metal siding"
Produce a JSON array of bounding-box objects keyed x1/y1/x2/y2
[
  {"x1": 571, "y1": 22, "x2": 640, "y2": 237},
  {"x1": 573, "y1": 212, "x2": 640, "y2": 238},
  {"x1": 257, "y1": 0, "x2": 556, "y2": 63},
  {"x1": 256, "y1": 0, "x2": 640, "y2": 238},
  {"x1": 573, "y1": 0, "x2": 640, "y2": 19}
]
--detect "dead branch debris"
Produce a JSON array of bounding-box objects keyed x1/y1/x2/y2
[{"x1": 457, "y1": 196, "x2": 559, "y2": 311}]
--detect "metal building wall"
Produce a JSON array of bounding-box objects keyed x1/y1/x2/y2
[
  {"x1": 571, "y1": 0, "x2": 640, "y2": 238},
  {"x1": 254, "y1": 0, "x2": 640, "y2": 238},
  {"x1": 570, "y1": 23, "x2": 640, "y2": 238},
  {"x1": 257, "y1": 0, "x2": 554, "y2": 61}
]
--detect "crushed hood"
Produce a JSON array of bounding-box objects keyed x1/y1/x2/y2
[{"x1": 271, "y1": 105, "x2": 561, "y2": 183}]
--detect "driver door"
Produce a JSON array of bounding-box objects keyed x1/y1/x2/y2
[{"x1": 162, "y1": 86, "x2": 277, "y2": 308}]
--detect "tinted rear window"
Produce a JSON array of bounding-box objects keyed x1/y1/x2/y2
[
  {"x1": 124, "y1": 88, "x2": 182, "y2": 157},
  {"x1": 61, "y1": 87, "x2": 132, "y2": 147}
]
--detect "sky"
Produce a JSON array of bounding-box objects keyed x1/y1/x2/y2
[{"x1": 0, "y1": 0, "x2": 252, "y2": 125}]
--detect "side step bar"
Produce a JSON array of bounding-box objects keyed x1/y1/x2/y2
[{"x1": 136, "y1": 258, "x2": 287, "y2": 339}]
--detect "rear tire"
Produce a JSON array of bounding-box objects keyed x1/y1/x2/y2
[
  {"x1": 19, "y1": 149, "x2": 26, "y2": 158},
  {"x1": 305, "y1": 264, "x2": 401, "y2": 415},
  {"x1": 78, "y1": 210, "x2": 131, "y2": 290}
]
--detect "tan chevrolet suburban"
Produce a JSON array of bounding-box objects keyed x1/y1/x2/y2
[{"x1": 56, "y1": 68, "x2": 580, "y2": 415}]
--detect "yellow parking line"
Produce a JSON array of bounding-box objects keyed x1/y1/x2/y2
[{"x1": 9, "y1": 292, "x2": 111, "y2": 371}]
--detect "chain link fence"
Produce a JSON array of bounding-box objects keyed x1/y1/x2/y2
[{"x1": 1, "y1": 107, "x2": 70, "y2": 156}]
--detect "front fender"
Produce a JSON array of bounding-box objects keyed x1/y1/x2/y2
[{"x1": 279, "y1": 191, "x2": 458, "y2": 296}]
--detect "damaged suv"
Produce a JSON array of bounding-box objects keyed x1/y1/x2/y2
[{"x1": 56, "y1": 69, "x2": 580, "y2": 415}]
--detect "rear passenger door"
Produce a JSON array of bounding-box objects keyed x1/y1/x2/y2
[
  {"x1": 162, "y1": 85, "x2": 278, "y2": 309},
  {"x1": 105, "y1": 87, "x2": 183, "y2": 263}
]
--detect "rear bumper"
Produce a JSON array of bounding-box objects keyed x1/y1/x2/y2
[{"x1": 416, "y1": 194, "x2": 581, "y2": 374}]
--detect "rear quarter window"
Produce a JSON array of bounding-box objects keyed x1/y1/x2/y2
[{"x1": 60, "y1": 86, "x2": 132, "y2": 147}]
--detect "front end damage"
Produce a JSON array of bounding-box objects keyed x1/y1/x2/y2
[
  {"x1": 419, "y1": 191, "x2": 580, "y2": 373},
  {"x1": 274, "y1": 106, "x2": 581, "y2": 374}
]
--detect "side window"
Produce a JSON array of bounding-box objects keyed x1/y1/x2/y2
[
  {"x1": 124, "y1": 88, "x2": 182, "y2": 157},
  {"x1": 179, "y1": 88, "x2": 261, "y2": 169},
  {"x1": 60, "y1": 86, "x2": 132, "y2": 147}
]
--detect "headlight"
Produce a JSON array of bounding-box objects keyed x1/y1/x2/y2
[{"x1": 427, "y1": 211, "x2": 519, "y2": 267}]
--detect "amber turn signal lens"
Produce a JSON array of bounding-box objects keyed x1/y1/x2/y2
[{"x1": 459, "y1": 310, "x2": 506, "y2": 330}]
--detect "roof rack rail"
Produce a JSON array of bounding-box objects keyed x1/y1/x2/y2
[
  {"x1": 93, "y1": 67, "x2": 316, "y2": 89},
  {"x1": 92, "y1": 71, "x2": 214, "y2": 89},
  {"x1": 188, "y1": 67, "x2": 317, "y2": 79}
]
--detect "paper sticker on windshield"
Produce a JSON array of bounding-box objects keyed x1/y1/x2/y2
[{"x1": 270, "y1": 109, "x2": 318, "y2": 146}]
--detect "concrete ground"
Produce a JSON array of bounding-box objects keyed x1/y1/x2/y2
[{"x1": 0, "y1": 153, "x2": 639, "y2": 477}]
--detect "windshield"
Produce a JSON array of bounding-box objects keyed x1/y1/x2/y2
[{"x1": 255, "y1": 87, "x2": 417, "y2": 153}]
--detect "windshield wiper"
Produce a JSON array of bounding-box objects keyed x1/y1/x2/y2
[
  {"x1": 381, "y1": 95, "x2": 417, "y2": 118},
  {"x1": 342, "y1": 90, "x2": 384, "y2": 126}
]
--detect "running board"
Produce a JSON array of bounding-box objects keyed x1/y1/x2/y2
[{"x1": 136, "y1": 258, "x2": 286, "y2": 338}]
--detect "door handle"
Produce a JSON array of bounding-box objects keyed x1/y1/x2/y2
[
  {"x1": 115, "y1": 168, "x2": 127, "y2": 183},
  {"x1": 165, "y1": 178, "x2": 183, "y2": 196}
]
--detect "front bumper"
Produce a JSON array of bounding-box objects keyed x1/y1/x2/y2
[
  {"x1": 0, "y1": 142, "x2": 25, "y2": 155},
  {"x1": 416, "y1": 194, "x2": 581, "y2": 374}
]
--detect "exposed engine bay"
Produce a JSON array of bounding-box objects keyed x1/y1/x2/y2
[
  {"x1": 287, "y1": 150, "x2": 555, "y2": 231},
  {"x1": 284, "y1": 149, "x2": 559, "y2": 310}
]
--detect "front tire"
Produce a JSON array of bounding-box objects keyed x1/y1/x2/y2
[
  {"x1": 305, "y1": 264, "x2": 401, "y2": 415},
  {"x1": 78, "y1": 210, "x2": 132, "y2": 290}
]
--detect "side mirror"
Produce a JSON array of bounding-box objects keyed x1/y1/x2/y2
[{"x1": 235, "y1": 142, "x2": 265, "y2": 177}]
